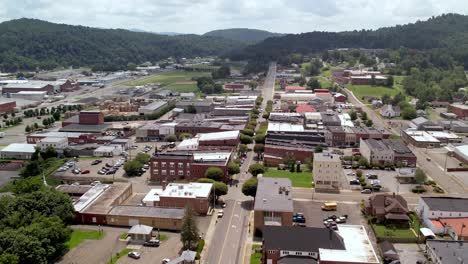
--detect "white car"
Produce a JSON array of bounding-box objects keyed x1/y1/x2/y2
[
  {"x1": 217, "y1": 210, "x2": 224, "y2": 218},
  {"x1": 162, "y1": 259, "x2": 171, "y2": 264}
]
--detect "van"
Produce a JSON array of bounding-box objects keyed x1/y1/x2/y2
[{"x1": 321, "y1": 202, "x2": 337, "y2": 211}]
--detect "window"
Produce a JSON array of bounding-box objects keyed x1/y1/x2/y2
[
  {"x1": 170, "y1": 170, "x2": 175, "y2": 175},
  {"x1": 170, "y1": 162, "x2": 175, "y2": 168},
  {"x1": 161, "y1": 170, "x2": 167, "y2": 175},
  {"x1": 178, "y1": 162, "x2": 183, "y2": 168},
  {"x1": 187, "y1": 171, "x2": 190, "y2": 176},
  {"x1": 161, "y1": 162, "x2": 166, "y2": 168},
  {"x1": 153, "y1": 170, "x2": 159, "y2": 175},
  {"x1": 153, "y1": 162, "x2": 158, "y2": 167},
  {"x1": 178, "y1": 170, "x2": 184, "y2": 176}
]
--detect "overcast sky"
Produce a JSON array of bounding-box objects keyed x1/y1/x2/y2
[{"x1": 0, "y1": 0, "x2": 467, "y2": 34}]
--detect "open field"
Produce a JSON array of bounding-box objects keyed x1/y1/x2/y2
[
  {"x1": 264, "y1": 167, "x2": 313, "y2": 188},
  {"x1": 165, "y1": 83, "x2": 199, "y2": 93},
  {"x1": 123, "y1": 71, "x2": 210, "y2": 87},
  {"x1": 347, "y1": 84, "x2": 403, "y2": 101},
  {"x1": 66, "y1": 229, "x2": 104, "y2": 249}
]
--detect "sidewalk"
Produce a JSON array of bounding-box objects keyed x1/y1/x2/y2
[
  {"x1": 199, "y1": 208, "x2": 218, "y2": 261},
  {"x1": 242, "y1": 211, "x2": 255, "y2": 264}
]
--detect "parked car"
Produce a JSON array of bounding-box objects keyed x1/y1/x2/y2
[
  {"x1": 293, "y1": 223, "x2": 307, "y2": 227},
  {"x1": 127, "y1": 251, "x2": 141, "y2": 259},
  {"x1": 72, "y1": 168, "x2": 81, "y2": 174},
  {"x1": 344, "y1": 165, "x2": 352, "y2": 169},
  {"x1": 57, "y1": 167, "x2": 67, "y2": 172},
  {"x1": 335, "y1": 217, "x2": 347, "y2": 223},
  {"x1": 143, "y1": 239, "x2": 160, "y2": 247},
  {"x1": 347, "y1": 172, "x2": 356, "y2": 176},
  {"x1": 91, "y1": 160, "x2": 102, "y2": 165},
  {"x1": 162, "y1": 259, "x2": 171, "y2": 264},
  {"x1": 105, "y1": 163, "x2": 113, "y2": 167},
  {"x1": 217, "y1": 210, "x2": 224, "y2": 218},
  {"x1": 81, "y1": 170, "x2": 90, "y2": 174},
  {"x1": 361, "y1": 189, "x2": 372, "y2": 194},
  {"x1": 350, "y1": 179, "x2": 360, "y2": 185},
  {"x1": 293, "y1": 213, "x2": 306, "y2": 223},
  {"x1": 98, "y1": 170, "x2": 106, "y2": 175},
  {"x1": 366, "y1": 174, "x2": 378, "y2": 179},
  {"x1": 90, "y1": 181, "x2": 101, "y2": 186}
]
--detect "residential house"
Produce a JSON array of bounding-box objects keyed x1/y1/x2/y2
[{"x1": 364, "y1": 193, "x2": 410, "y2": 226}]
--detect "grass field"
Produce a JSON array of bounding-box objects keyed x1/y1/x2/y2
[
  {"x1": 66, "y1": 229, "x2": 104, "y2": 249},
  {"x1": 264, "y1": 167, "x2": 313, "y2": 188},
  {"x1": 123, "y1": 71, "x2": 210, "y2": 87},
  {"x1": 165, "y1": 83, "x2": 199, "y2": 93},
  {"x1": 372, "y1": 224, "x2": 417, "y2": 239},
  {"x1": 347, "y1": 75, "x2": 406, "y2": 102},
  {"x1": 250, "y1": 244, "x2": 262, "y2": 264},
  {"x1": 107, "y1": 248, "x2": 132, "y2": 264}
]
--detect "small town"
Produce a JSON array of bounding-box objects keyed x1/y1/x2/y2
[{"x1": 0, "y1": 3, "x2": 467, "y2": 264}]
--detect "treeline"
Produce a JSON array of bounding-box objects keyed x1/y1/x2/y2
[
  {"x1": 104, "y1": 102, "x2": 175, "y2": 122},
  {"x1": 0, "y1": 18, "x2": 245, "y2": 72}
]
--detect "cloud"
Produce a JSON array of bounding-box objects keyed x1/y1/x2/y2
[{"x1": 0, "y1": 0, "x2": 466, "y2": 34}]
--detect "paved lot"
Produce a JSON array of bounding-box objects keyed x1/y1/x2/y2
[
  {"x1": 393, "y1": 243, "x2": 426, "y2": 264},
  {"x1": 344, "y1": 168, "x2": 417, "y2": 194},
  {"x1": 293, "y1": 201, "x2": 366, "y2": 228}
]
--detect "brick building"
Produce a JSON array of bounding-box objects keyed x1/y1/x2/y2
[
  {"x1": 254, "y1": 178, "x2": 293, "y2": 236},
  {"x1": 150, "y1": 151, "x2": 232, "y2": 183},
  {"x1": 79, "y1": 111, "x2": 104, "y2": 124},
  {"x1": 2, "y1": 81, "x2": 54, "y2": 95},
  {"x1": 27, "y1": 131, "x2": 95, "y2": 144},
  {"x1": 142, "y1": 182, "x2": 213, "y2": 215},
  {"x1": 0, "y1": 100, "x2": 16, "y2": 114},
  {"x1": 448, "y1": 103, "x2": 468, "y2": 120},
  {"x1": 360, "y1": 138, "x2": 417, "y2": 167}
]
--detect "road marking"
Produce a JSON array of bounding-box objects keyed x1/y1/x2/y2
[{"x1": 217, "y1": 201, "x2": 238, "y2": 264}]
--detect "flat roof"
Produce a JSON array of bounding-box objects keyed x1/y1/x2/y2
[
  {"x1": 74, "y1": 184, "x2": 111, "y2": 213},
  {"x1": 426, "y1": 240, "x2": 468, "y2": 264},
  {"x1": 0, "y1": 143, "x2": 36, "y2": 153},
  {"x1": 268, "y1": 122, "x2": 304, "y2": 132},
  {"x1": 59, "y1": 123, "x2": 110, "y2": 133},
  {"x1": 198, "y1": 130, "x2": 240, "y2": 141},
  {"x1": 144, "y1": 183, "x2": 213, "y2": 203},
  {"x1": 82, "y1": 183, "x2": 131, "y2": 214},
  {"x1": 139, "y1": 101, "x2": 167, "y2": 111},
  {"x1": 108, "y1": 206, "x2": 184, "y2": 219},
  {"x1": 39, "y1": 137, "x2": 67, "y2": 143},
  {"x1": 422, "y1": 197, "x2": 468, "y2": 212},
  {"x1": 450, "y1": 103, "x2": 468, "y2": 110},
  {"x1": 427, "y1": 131, "x2": 460, "y2": 139},
  {"x1": 319, "y1": 225, "x2": 379, "y2": 264},
  {"x1": 314, "y1": 152, "x2": 341, "y2": 162},
  {"x1": 16, "y1": 91, "x2": 48, "y2": 94},
  {"x1": 30, "y1": 131, "x2": 88, "y2": 138},
  {"x1": 3, "y1": 80, "x2": 51, "y2": 89},
  {"x1": 176, "y1": 138, "x2": 199, "y2": 150},
  {"x1": 254, "y1": 178, "x2": 293, "y2": 212},
  {"x1": 192, "y1": 151, "x2": 231, "y2": 162},
  {"x1": 404, "y1": 130, "x2": 440, "y2": 143}
]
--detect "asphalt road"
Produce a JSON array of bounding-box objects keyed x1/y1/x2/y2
[{"x1": 203, "y1": 63, "x2": 277, "y2": 264}]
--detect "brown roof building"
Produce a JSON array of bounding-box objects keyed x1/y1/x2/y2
[{"x1": 365, "y1": 193, "x2": 409, "y2": 226}]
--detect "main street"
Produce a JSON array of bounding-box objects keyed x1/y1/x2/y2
[{"x1": 203, "y1": 63, "x2": 277, "y2": 264}]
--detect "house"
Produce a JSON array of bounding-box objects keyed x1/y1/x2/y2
[
  {"x1": 425, "y1": 240, "x2": 468, "y2": 264},
  {"x1": 333, "y1": 93, "x2": 347, "y2": 103},
  {"x1": 313, "y1": 152, "x2": 343, "y2": 192},
  {"x1": 416, "y1": 197, "x2": 468, "y2": 238},
  {"x1": 262, "y1": 225, "x2": 379, "y2": 264},
  {"x1": 167, "y1": 250, "x2": 196, "y2": 264},
  {"x1": 128, "y1": 224, "x2": 153, "y2": 243},
  {"x1": 380, "y1": 104, "x2": 401, "y2": 118},
  {"x1": 0, "y1": 143, "x2": 36, "y2": 159},
  {"x1": 416, "y1": 109, "x2": 427, "y2": 117},
  {"x1": 254, "y1": 178, "x2": 293, "y2": 236},
  {"x1": 372, "y1": 100, "x2": 383, "y2": 108},
  {"x1": 364, "y1": 194, "x2": 410, "y2": 226},
  {"x1": 448, "y1": 103, "x2": 468, "y2": 120}
]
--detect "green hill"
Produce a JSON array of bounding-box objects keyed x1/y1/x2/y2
[
  {"x1": 0, "y1": 18, "x2": 245, "y2": 72},
  {"x1": 203, "y1": 28, "x2": 283, "y2": 44}
]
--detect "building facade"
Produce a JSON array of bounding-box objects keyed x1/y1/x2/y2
[{"x1": 313, "y1": 153, "x2": 343, "y2": 192}]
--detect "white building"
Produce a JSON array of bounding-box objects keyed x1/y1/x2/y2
[
  {"x1": 93, "y1": 145, "x2": 123, "y2": 157},
  {"x1": 313, "y1": 152, "x2": 343, "y2": 192},
  {"x1": 176, "y1": 138, "x2": 199, "y2": 151},
  {"x1": 138, "y1": 101, "x2": 168, "y2": 115},
  {"x1": 37, "y1": 137, "x2": 68, "y2": 151},
  {"x1": 0, "y1": 143, "x2": 36, "y2": 159},
  {"x1": 10, "y1": 91, "x2": 48, "y2": 101},
  {"x1": 359, "y1": 138, "x2": 394, "y2": 164},
  {"x1": 416, "y1": 197, "x2": 468, "y2": 235}
]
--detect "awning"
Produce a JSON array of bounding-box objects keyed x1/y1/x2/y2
[{"x1": 420, "y1": 227, "x2": 436, "y2": 238}]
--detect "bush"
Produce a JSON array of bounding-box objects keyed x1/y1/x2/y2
[
  {"x1": 204, "y1": 167, "x2": 224, "y2": 181},
  {"x1": 195, "y1": 239, "x2": 205, "y2": 260},
  {"x1": 356, "y1": 169, "x2": 363, "y2": 178},
  {"x1": 164, "y1": 134, "x2": 177, "y2": 142},
  {"x1": 240, "y1": 134, "x2": 253, "y2": 144},
  {"x1": 248, "y1": 163, "x2": 265, "y2": 176},
  {"x1": 412, "y1": 186, "x2": 427, "y2": 193},
  {"x1": 242, "y1": 177, "x2": 258, "y2": 197}
]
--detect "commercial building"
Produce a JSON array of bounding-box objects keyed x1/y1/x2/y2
[
  {"x1": 350, "y1": 75, "x2": 388, "y2": 85},
  {"x1": 223, "y1": 83, "x2": 246, "y2": 90},
  {"x1": 93, "y1": 145, "x2": 123, "y2": 157},
  {"x1": 454, "y1": 145, "x2": 468, "y2": 164},
  {"x1": 72, "y1": 183, "x2": 184, "y2": 230},
  {"x1": 175, "y1": 121, "x2": 244, "y2": 137},
  {"x1": 10, "y1": 91, "x2": 47, "y2": 101},
  {"x1": 402, "y1": 130, "x2": 441, "y2": 148},
  {"x1": 285, "y1": 85, "x2": 306, "y2": 92},
  {"x1": 212, "y1": 107, "x2": 251, "y2": 116},
  {"x1": 313, "y1": 152, "x2": 343, "y2": 192},
  {"x1": 416, "y1": 197, "x2": 468, "y2": 238},
  {"x1": 0, "y1": 143, "x2": 36, "y2": 159},
  {"x1": 411, "y1": 117, "x2": 444, "y2": 131},
  {"x1": 360, "y1": 138, "x2": 417, "y2": 167},
  {"x1": 198, "y1": 130, "x2": 240, "y2": 147},
  {"x1": 254, "y1": 178, "x2": 293, "y2": 235},
  {"x1": 142, "y1": 182, "x2": 213, "y2": 215},
  {"x1": 27, "y1": 131, "x2": 95, "y2": 144},
  {"x1": 0, "y1": 100, "x2": 16, "y2": 114},
  {"x1": 262, "y1": 225, "x2": 379, "y2": 264},
  {"x1": 2, "y1": 81, "x2": 54, "y2": 95},
  {"x1": 175, "y1": 101, "x2": 214, "y2": 113},
  {"x1": 60, "y1": 111, "x2": 110, "y2": 134},
  {"x1": 138, "y1": 101, "x2": 168, "y2": 115},
  {"x1": 448, "y1": 103, "x2": 468, "y2": 120},
  {"x1": 37, "y1": 137, "x2": 68, "y2": 151},
  {"x1": 150, "y1": 151, "x2": 232, "y2": 183},
  {"x1": 425, "y1": 240, "x2": 468, "y2": 264}
]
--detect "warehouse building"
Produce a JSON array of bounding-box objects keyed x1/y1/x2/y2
[
  {"x1": 138, "y1": 101, "x2": 168, "y2": 115},
  {"x1": 10, "y1": 91, "x2": 47, "y2": 101},
  {"x1": 0, "y1": 143, "x2": 36, "y2": 159}
]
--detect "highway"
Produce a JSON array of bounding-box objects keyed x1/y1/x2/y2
[{"x1": 203, "y1": 63, "x2": 277, "y2": 264}]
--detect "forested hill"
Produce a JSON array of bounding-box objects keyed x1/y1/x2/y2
[
  {"x1": 203, "y1": 28, "x2": 284, "y2": 44},
  {"x1": 0, "y1": 18, "x2": 245, "y2": 72},
  {"x1": 230, "y1": 14, "x2": 468, "y2": 66}
]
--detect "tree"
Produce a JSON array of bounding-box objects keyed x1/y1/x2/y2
[
  {"x1": 314, "y1": 145, "x2": 323, "y2": 153},
  {"x1": 33, "y1": 123, "x2": 39, "y2": 130},
  {"x1": 240, "y1": 134, "x2": 253, "y2": 144},
  {"x1": 356, "y1": 169, "x2": 363, "y2": 178},
  {"x1": 212, "y1": 65, "x2": 230, "y2": 79},
  {"x1": 365, "y1": 119, "x2": 373, "y2": 127},
  {"x1": 123, "y1": 160, "x2": 143, "y2": 177},
  {"x1": 213, "y1": 182, "x2": 228, "y2": 196},
  {"x1": 415, "y1": 168, "x2": 427, "y2": 185},
  {"x1": 386, "y1": 75, "x2": 394, "y2": 87},
  {"x1": 382, "y1": 94, "x2": 391, "y2": 105},
  {"x1": 135, "y1": 153, "x2": 151, "y2": 164},
  {"x1": 358, "y1": 157, "x2": 369, "y2": 168},
  {"x1": 40, "y1": 146, "x2": 58, "y2": 160},
  {"x1": 305, "y1": 156, "x2": 314, "y2": 171},
  {"x1": 296, "y1": 163, "x2": 302, "y2": 172},
  {"x1": 227, "y1": 162, "x2": 240, "y2": 176},
  {"x1": 402, "y1": 106, "x2": 417, "y2": 120},
  {"x1": 242, "y1": 177, "x2": 258, "y2": 197},
  {"x1": 25, "y1": 125, "x2": 31, "y2": 133},
  {"x1": 253, "y1": 144, "x2": 264, "y2": 159},
  {"x1": 349, "y1": 110, "x2": 357, "y2": 121},
  {"x1": 186, "y1": 104, "x2": 197, "y2": 114},
  {"x1": 361, "y1": 112, "x2": 368, "y2": 121},
  {"x1": 241, "y1": 128, "x2": 255, "y2": 137},
  {"x1": 20, "y1": 161, "x2": 41, "y2": 178},
  {"x1": 180, "y1": 206, "x2": 199, "y2": 250},
  {"x1": 307, "y1": 78, "x2": 321, "y2": 89},
  {"x1": 204, "y1": 167, "x2": 224, "y2": 181},
  {"x1": 254, "y1": 133, "x2": 266, "y2": 144},
  {"x1": 178, "y1": 133, "x2": 193, "y2": 140},
  {"x1": 238, "y1": 144, "x2": 248, "y2": 155},
  {"x1": 164, "y1": 134, "x2": 177, "y2": 142},
  {"x1": 53, "y1": 111, "x2": 61, "y2": 121},
  {"x1": 248, "y1": 163, "x2": 265, "y2": 176}
]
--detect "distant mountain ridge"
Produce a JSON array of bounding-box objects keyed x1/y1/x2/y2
[
  {"x1": 203, "y1": 28, "x2": 284, "y2": 43},
  {"x1": 0, "y1": 18, "x2": 245, "y2": 72}
]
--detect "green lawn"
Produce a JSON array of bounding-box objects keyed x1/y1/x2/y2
[
  {"x1": 250, "y1": 244, "x2": 262, "y2": 264},
  {"x1": 107, "y1": 248, "x2": 132, "y2": 264},
  {"x1": 372, "y1": 224, "x2": 417, "y2": 239},
  {"x1": 66, "y1": 229, "x2": 104, "y2": 249},
  {"x1": 347, "y1": 84, "x2": 402, "y2": 101},
  {"x1": 124, "y1": 71, "x2": 210, "y2": 87},
  {"x1": 264, "y1": 167, "x2": 313, "y2": 188},
  {"x1": 165, "y1": 83, "x2": 200, "y2": 93}
]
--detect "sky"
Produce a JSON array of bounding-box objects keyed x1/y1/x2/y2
[{"x1": 0, "y1": 0, "x2": 467, "y2": 34}]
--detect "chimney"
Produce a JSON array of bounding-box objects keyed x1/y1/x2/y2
[{"x1": 162, "y1": 180, "x2": 167, "y2": 191}]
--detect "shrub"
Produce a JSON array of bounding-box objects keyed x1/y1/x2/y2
[{"x1": 412, "y1": 186, "x2": 427, "y2": 193}]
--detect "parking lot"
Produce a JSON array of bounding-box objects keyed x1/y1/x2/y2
[
  {"x1": 293, "y1": 201, "x2": 366, "y2": 228},
  {"x1": 344, "y1": 168, "x2": 417, "y2": 194},
  {"x1": 393, "y1": 243, "x2": 426, "y2": 264}
]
